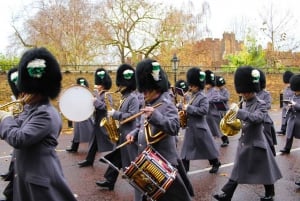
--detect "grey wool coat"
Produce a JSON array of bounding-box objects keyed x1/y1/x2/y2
[
  {"x1": 205, "y1": 87, "x2": 224, "y2": 137},
  {"x1": 180, "y1": 90, "x2": 220, "y2": 160},
  {"x1": 0, "y1": 100, "x2": 77, "y2": 201},
  {"x1": 286, "y1": 94, "x2": 300, "y2": 139},
  {"x1": 92, "y1": 91, "x2": 114, "y2": 152},
  {"x1": 230, "y1": 96, "x2": 282, "y2": 184},
  {"x1": 111, "y1": 91, "x2": 139, "y2": 168},
  {"x1": 72, "y1": 117, "x2": 93, "y2": 143}
]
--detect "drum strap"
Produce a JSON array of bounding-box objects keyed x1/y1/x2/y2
[{"x1": 144, "y1": 121, "x2": 166, "y2": 144}]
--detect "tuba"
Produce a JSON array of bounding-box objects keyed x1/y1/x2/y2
[
  {"x1": 100, "y1": 91, "x2": 119, "y2": 143},
  {"x1": 219, "y1": 101, "x2": 242, "y2": 136}
]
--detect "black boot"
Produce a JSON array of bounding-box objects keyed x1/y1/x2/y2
[
  {"x1": 66, "y1": 142, "x2": 79, "y2": 153},
  {"x1": 213, "y1": 193, "x2": 231, "y2": 201},
  {"x1": 209, "y1": 159, "x2": 221, "y2": 174},
  {"x1": 221, "y1": 136, "x2": 229, "y2": 147},
  {"x1": 95, "y1": 180, "x2": 115, "y2": 190}
]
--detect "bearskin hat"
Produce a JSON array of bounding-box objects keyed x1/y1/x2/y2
[
  {"x1": 17, "y1": 47, "x2": 62, "y2": 99},
  {"x1": 116, "y1": 64, "x2": 136, "y2": 91},
  {"x1": 76, "y1": 77, "x2": 89, "y2": 88},
  {"x1": 175, "y1": 79, "x2": 188, "y2": 93},
  {"x1": 290, "y1": 74, "x2": 300, "y2": 91},
  {"x1": 205, "y1": 70, "x2": 216, "y2": 86},
  {"x1": 234, "y1": 66, "x2": 260, "y2": 93},
  {"x1": 257, "y1": 69, "x2": 266, "y2": 89},
  {"x1": 216, "y1": 76, "x2": 226, "y2": 87},
  {"x1": 186, "y1": 67, "x2": 206, "y2": 90},
  {"x1": 135, "y1": 59, "x2": 168, "y2": 93},
  {"x1": 283, "y1": 70, "x2": 294, "y2": 84},
  {"x1": 7, "y1": 67, "x2": 20, "y2": 99},
  {"x1": 94, "y1": 68, "x2": 112, "y2": 90}
]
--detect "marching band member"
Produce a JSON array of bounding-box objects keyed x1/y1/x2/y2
[
  {"x1": 280, "y1": 74, "x2": 300, "y2": 155},
  {"x1": 134, "y1": 58, "x2": 194, "y2": 201},
  {"x1": 0, "y1": 47, "x2": 77, "y2": 201},
  {"x1": 213, "y1": 66, "x2": 282, "y2": 201},
  {"x1": 215, "y1": 75, "x2": 230, "y2": 147},
  {"x1": 277, "y1": 70, "x2": 294, "y2": 135},
  {"x1": 65, "y1": 77, "x2": 93, "y2": 153},
  {"x1": 0, "y1": 67, "x2": 20, "y2": 201},
  {"x1": 180, "y1": 67, "x2": 221, "y2": 173},
  {"x1": 256, "y1": 69, "x2": 277, "y2": 156},
  {"x1": 96, "y1": 64, "x2": 139, "y2": 190},
  {"x1": 77, "y1": 68, "x2": 114, "y2": 167},
  {"x1": 204, "y1": 70, "x2": 226, "y2": 144}
]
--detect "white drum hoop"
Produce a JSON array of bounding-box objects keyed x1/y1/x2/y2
[{"x1": 58, "y1": 85, "x2": 94, "y2": 122}]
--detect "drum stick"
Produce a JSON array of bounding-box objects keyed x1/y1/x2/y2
[
  {"x1": 120, "y1": 102, "x2": 162, "y2": 125},
  {"x1": 115, "y1": 140, "x2": 131, "y2": 149}
]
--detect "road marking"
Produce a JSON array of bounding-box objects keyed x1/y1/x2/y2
[{"x1": 188, "y1": 147, "x2": 300, "y2": 175}]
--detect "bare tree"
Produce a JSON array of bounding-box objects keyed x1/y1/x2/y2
[{"x1": 259, "y1": 2, "x2": 300, "y2": 51}]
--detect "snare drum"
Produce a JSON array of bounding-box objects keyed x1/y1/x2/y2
[
  {"x1": 58, "y1": 85, "x2": 94, "y2": 122},
  {"x1": 123, "y1": 146, "x2": 177, "y2": 201}
]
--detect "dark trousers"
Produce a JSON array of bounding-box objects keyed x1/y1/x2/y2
[
  {"x1": 85, "y1": 136, "x2": 98, "y2": 163},
  {"x1": 222, "y1": 179, "x2": 275, "y2": 197},
  {"x1": 104, "y1": 165, "x2": 119, "y2": 184},
  {"x1": 284, "y1": 137, "x2": 294, "y2": 150},
  {"x1": 182, "y1": 158, "x2": 219, "y2": 172}
]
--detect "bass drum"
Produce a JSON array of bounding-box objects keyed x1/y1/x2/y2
[{"x1": 58, "y1": 85, "x2": 94, "y2": 122}]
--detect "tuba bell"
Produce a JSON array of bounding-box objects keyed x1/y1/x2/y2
[{"x1": 219, "y1": 101, "x2": 242, "y2": 136}]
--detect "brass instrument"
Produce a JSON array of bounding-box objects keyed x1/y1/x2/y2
[
  {"x1": 0, "y1": 94, "x2": 31, "y2": 115},
  {"x1": 178, "y1": 95, "x2": 187, "y2": 128},
  {"x1": 100, "y1": 91, "x2": 120, "y2": 143},
  {"x1": 119, "y1": 103, "x2": 162, "y2": 125},
  {"x1": 219, "y1": 100, "x2": 243, "y2": 136},
  {"x1": 0, "y1": 100, "x2": 24, "y2": 115}
]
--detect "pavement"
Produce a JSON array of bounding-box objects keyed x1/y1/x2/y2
[{"x1": 0, "y1": 108, "x2": 300, "y2": 201}]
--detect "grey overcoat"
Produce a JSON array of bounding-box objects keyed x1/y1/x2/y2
[
  {"x1": 112, "y1": 91, "x2": 139, "y2": 168},
  {"x1": 230, "y1": 96, "x2": 282, "y2": 184},
  {"x1": 286, "y1": 94, "x2": 300, "y2": 139},
  {"x1": 0, "y1": 100, "x2": 77, "y2": 201},
  {"x1": 181, "y1": 90, "x2": 220, "y2": 160}
]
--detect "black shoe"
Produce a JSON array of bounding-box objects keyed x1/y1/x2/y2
[
  {"x1": 95, "y1": 180, "x2": 115, "y2": 190},
  {"x1": 221, "y1": 142, "x2": 229, "y2": 147},
  {"x1": 77, "y1": 160, "x2": 93, "y2": 167},
  {"x1": 260, "y1": 196, "x2": 273, "y2": 201},
  {"x1": 280, "y1": 148, "x2": 290, "y2": 154},
  {"x1": 66, "y1": 147, "x2": 78, "y2": 153},
  {"x1": 295, "y1": 181, "x2": 300, "y2": 186},
  {"x1": 213, "y1": 193, "x2": 231, "y2": 201},
  {"x1": 276, "y1": 130, "x2": 285, "y2": 135},
  {"x1": 209, "y1": 162, "x2": 221, "y2": 173},
  {"x1": 0, "y1": 172, "x2": 9, "y2": 180}
]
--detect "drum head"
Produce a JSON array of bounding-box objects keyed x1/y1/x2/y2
[{"x1": 59, "y1": 85, "x2": 94, "y2": 122}]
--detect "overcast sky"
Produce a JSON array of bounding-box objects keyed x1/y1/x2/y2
[{"x1": 1, "y1": 0, "x2": 299, "y2": 54}]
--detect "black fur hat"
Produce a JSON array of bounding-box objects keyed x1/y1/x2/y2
[
  {"x1": 283, "y1": 71, "x2": 294, "y2": 84},
  {"x1": 234, "y1": 66, "x2": 260, "y2": 93},
  {"x1": 205, "y1": 70, "x2": 216, "y2": 86},
  {"x1": 76, "y1": 77, "x2": 89, "y2": 88},
  {"x1": 186, "y1": 67, "x2": 206, "y2": 90},
  {"x1": 17, "y1": 47, "x2": 62, "y2": 99},
  {"x1": 175, "y1": 79, "x2": 188, "y2": 93},
  {"x1": 216, "y1": 76, "x2": 226, "y2": 87},
  {"x1": 94, "y1": 68, "x2": 112, "y2": 90},
  {"x1": 116, "y1": 64, "x2": 136, "y2": 91},
  {"x1": 7, "y1": 67, "x2": 20, "y2": 99},
  {"x1": 135, "y1": 59, "x2": 168, "y2": 93},
  {"x1": 258, "y1": 69, "x2": 266, "y2": 89},
  {"x1": 290, "y1": 74, "x2": 300, "y2": 91}
]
